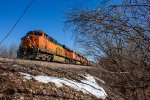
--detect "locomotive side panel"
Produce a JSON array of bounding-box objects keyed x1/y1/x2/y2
[
  {"x1": 56, "y1": 45, "x2": 66, "y2": 57},
  {"x1": 44, "y1": 39, "x2": 57, "y2": 53}
]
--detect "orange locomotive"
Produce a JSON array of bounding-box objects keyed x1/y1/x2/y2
[{"x1": 17, "y1": 30, "x2": 89, "y2": 65}]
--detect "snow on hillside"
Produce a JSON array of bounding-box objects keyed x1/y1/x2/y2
[{"x1": 19, "y1": 72, "x2": 107, "y2": 99}]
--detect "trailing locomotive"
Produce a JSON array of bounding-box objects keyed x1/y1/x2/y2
[{"x1": 17, "y1": 30, "x2": 92, "y2": 65}]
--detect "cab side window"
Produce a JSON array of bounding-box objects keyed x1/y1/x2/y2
[{"x1": 44, "y1": 34, "x2": 48, "y2": 39}]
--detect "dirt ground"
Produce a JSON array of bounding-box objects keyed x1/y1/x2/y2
[{"x1": 0, "y1": 58, "x2": 99, "y2": 100}]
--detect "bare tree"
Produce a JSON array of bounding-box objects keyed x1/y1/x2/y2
[
  {"x1": 0, "y1": 45, "x2": 8, "y2": 58},
  {"x1": 66, "y1": 0, "x2": 150, "y2": 99},
  {"x1": 8, "y1": 44, "x2": 18, "y2": 58},
  {"x1": 0, "y1": 44, "x2": 18, "y2": 58}
]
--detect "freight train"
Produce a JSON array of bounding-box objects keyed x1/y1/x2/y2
[{"x1": 17, "y1": 30, "x2": 94, "y2": 65}]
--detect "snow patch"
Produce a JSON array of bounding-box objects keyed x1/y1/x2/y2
[
  {"x1": 13, "y1": 64, "x2": 18, "y2": 67},
  {"x1": 19, "y1": 72, "x2": 32, "y2": 80},
  {"x1": 95, "y1": 77, "x2": 105, "y2": 84},
  {"x1": 34, "y1": 75, "x2": 63, "y2": 87},
  {"x1": 19, "y1": 72, "x2": 107, "y2": 99}
]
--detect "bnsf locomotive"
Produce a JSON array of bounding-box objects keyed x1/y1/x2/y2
[{"x1": 17, "y1": 30, "x2": 93, "y2": 65}]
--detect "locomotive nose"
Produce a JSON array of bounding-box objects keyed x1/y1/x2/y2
[{"x1": 21, "y1": 35, "x2": 33, "y2": 48}]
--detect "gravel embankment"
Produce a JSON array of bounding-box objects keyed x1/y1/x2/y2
[{"x1": 0, "y1": 59, "x2": 100, "y2": 100}]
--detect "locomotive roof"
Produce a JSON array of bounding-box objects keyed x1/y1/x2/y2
[
  {"x1": 44, "y1": 32, "x2": 65, "y2": 48},
  {"x1": 63, "y1": 45, "x2": 73, "y2": 52},
  {"x1": 28, "y1": 30, "x2": 74, "y2": 52}
]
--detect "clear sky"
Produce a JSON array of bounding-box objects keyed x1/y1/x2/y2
[
  {"x1": 0, "y1": 0, "x2": 121, "y2": 52},
  {"x1": 0, "y1": 0, "x2": 101, "y2": 50}
]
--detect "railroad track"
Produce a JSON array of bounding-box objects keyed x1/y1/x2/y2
[{"x1": 0, "y1": 58, "x2": 93, "y2": 69}]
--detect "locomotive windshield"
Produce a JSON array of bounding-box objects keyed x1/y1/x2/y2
[
  {"x1": 26, "y1": 32, "x2": 33, "y2": 35},
  {"x1": 34, "y1": 33, "x2": 42, "y2": 36},
  {"x1": 26, "y1": 31, "x2": 43, "y2": 36}
]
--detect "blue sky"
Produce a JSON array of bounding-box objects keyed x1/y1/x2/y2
[
  {"x1": 0, "y1": 0, "x2": 121, "y2": 51},
  {"x1": 0, "y1": 0, "x2": 101, "y2": 50}
]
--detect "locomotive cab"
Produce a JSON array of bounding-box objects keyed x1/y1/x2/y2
[
  {"x1": 18, "y1": 30, "x2": 44, "y2": 59},
  {"x1": 20, "y1": 31, "x2": 44, "y2": 48}
]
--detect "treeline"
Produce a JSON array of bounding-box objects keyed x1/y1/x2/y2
[
  {"x1": 66, "y1": 0, "x2": 150, "y2": 99},
  {"x1": 0, "y1": 44, "x2": 18, "y2": 58}
]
